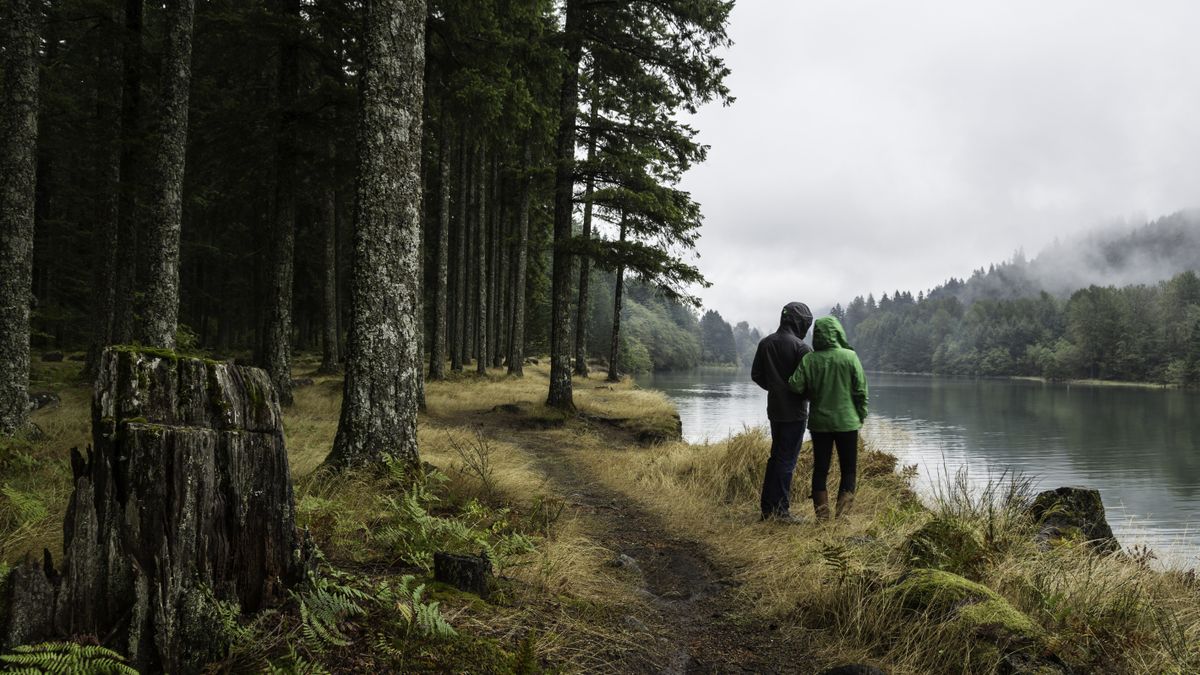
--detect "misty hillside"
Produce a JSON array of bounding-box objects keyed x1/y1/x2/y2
[
  {"x1": 834, "y1": 210, "x2": 1200, "y2": 383},
  {"x1": 925, "y1": 210, "x2": 1200, "y2": 305}
]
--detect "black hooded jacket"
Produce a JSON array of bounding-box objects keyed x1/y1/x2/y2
[{"x1": 751, "y1": 302, "x2": 814, "y2": 423}]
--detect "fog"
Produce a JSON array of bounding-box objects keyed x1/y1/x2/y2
[{"x1": 681, "y1": 1, "x2": 1200, "y2": 332}]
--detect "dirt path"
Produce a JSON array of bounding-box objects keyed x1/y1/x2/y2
[{"x1": 465, "y1": 407, "x2": 812, "y2": 674}]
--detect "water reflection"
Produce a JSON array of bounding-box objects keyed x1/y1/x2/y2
[{"x1": 641, "y1": 369, "x2": 1200, "y2": 568}]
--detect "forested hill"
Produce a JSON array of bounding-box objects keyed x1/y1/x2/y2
[{"x1": 834, "y1": 211, "x2": 1200, "y2": 385}]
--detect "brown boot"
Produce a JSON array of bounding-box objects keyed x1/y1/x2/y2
[
  {"x1": 813, "y1": 491, "x2": 831, "y2": 521},
  {"x1": 835, "y1": 491, "x2": 856, "y2": 519}
]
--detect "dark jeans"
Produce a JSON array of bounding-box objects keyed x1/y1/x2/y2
[
  {"x1": 761, "y1": 420, "x2": 806, "y2": 517},
  {"x1": 811, "y1": 430, "x2": 859, "y2": 496}
]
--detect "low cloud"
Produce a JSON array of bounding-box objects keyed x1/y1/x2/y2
[{"x1": 684, "y1": 0, "x2": 1200, "y2": 331}]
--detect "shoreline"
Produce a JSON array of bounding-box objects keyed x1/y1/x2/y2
[{"x1": 867, "y1": 369, "x2": 1177, "y2": 390}]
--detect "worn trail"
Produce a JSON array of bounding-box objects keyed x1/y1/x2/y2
[{"x1": 463, "y1": 405, "x2": 811, "y2": 674}]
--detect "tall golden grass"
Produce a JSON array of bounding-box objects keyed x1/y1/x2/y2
[{"x1": 5, "y1": 356, "x2": 1199, "y2": 673}]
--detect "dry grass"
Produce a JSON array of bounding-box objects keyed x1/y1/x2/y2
[
  {"x1": 0, "y1": 359, "x2": 90, "y2": 564},
  {"x1": 568, "y1": 421, "x2": 1200, "y2": 673},
  {"x1": 7, "y1": 356, "x2": 1200, "y2": 673}
]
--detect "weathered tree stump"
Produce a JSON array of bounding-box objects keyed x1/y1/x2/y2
[
  {"x1": 434, "y1": 552, "x2": 494, "y2": 597},
  {"x1": 1, "y1": 347, "x2": 305, "y2": 672}
]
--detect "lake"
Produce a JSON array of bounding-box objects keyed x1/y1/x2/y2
[{"x1": 640, "y1": 368, "x2": 1200, "y2": 568}]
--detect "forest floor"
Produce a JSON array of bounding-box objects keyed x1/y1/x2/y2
[{"x1": 4, "y1": 354, "x2": 1200, "y2": 673}]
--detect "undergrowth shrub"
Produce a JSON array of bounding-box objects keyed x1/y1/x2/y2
[{"x1": 295, "y1": 461, "x2": 537, "y2": 573}]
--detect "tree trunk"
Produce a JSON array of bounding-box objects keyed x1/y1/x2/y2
[
  {"x1": 487, "y1": 159, "x2": 502, "y2": 368},
  {"x1": 475, "y1": 144, "x2": 488, "y2": 375},
  {"x1": 31, "y1": 14, "x2": 55, "y2": 350},
  {"x1": 0, "y1": 0, "x2": 39, "y2": 435},
  {"x1": 139, "y1": 0, "x2": 195, "y2": 349},
  {"x1": 262, "y1": 0, "x2": 300, "y2": 405},
  {"x1": 0, "y1": 348, "x2": 307, "y2": 672},
  {"x1": 451, "y1": 126, "x2": 467, "y2": 372},
  {"x1": 113, "y1": 0, "x2": 144, "y2": 345},
  {"x1": 574, "y1": 107, "x2": 599, "y2": 377},
  {"x1": 85, "y1": 9, "x2": 125, "y2": 380},
  {"x1": 317, "y1": 142, "x2": 340, "y2": 374},
  {"x1": 548, "y1": 0, "x2": 582, "y2": 409},
  {"x1": 325, "y1": 0, "x2": 426, "y2": 471},
  {"x1": 429, "y1": 121, "x2": 451, "y2": 380},
  {"x1": 608, "y1": 218, "x2": 627, "y2": 383},
  {"x1": 494, "y1": 170, "x2": 509, "y2": 369},
  {"x1": 508, "y1": 142, "x2": 532, "y2": 377}
]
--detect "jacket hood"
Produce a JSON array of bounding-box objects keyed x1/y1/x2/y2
[
  {"x1": 779, "y1": 302, "x2": 813, "y2": 338},
  {"x1": 813, "y1": 316, "x2": 852, "y2": 351}
]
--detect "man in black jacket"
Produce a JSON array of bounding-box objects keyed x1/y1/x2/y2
[{"x1": 751, "y1": 301, "x2": 813, "y2": 522}]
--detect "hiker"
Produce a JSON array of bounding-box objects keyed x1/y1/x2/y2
[
  {"x1": 787, "y1": 316, "x2": 868, "y2": 520},
  {"x1": 751, "y1": 302, "x2": 814, "y2": 522}
]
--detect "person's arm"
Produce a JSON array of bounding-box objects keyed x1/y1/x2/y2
[
  {"x1": 851, "y1": 353, "x2": 869, "y2": 422},
  {"x1": 787, "y1": 353, "x2": 808, "y2": 395},
  {"x1": 751, "y1": 342, "x2": 769, "y2": 390}
]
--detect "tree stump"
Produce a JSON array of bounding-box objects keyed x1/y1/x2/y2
[
  {"x1": 1, "y1": 348, "x2": 305, "y2": 672},
  {"x1": 434, "y1": 552, "x2": 494, "y2": 597}
]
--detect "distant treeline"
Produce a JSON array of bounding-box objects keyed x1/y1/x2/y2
[
  {"x1": 835, "y1": 214, "x2": 1200, "y2": 385},
  {"x1": 581, "y1": 272, "x2": 752, "y2": 373}
]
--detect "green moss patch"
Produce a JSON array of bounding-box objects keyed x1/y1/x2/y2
[
  {"x1": 904, "y1": 516, "x2": 988, "y2": 579},
  {"x1": 888, "y1": 568, "x2": 1039, "y2": 639}
]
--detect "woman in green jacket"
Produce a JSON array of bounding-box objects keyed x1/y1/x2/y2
[{"x1": 787, "y1": 316, "x2": 868, "y2": 520}]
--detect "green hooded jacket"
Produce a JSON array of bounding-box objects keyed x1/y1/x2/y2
[{"x1": 787, "y1": 316, "x2": 869, "y2": 432}]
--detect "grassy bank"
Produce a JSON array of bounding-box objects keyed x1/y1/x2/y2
[{"x1": 3, "y1": 354, "x2": 1199, "y2": 672}]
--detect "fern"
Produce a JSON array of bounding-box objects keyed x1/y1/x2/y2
[
  {"x1": 0, "y1": 642, "x2": 136, "y2": 674},
  {"x1": 378, "y1": 575, "x2": 457, "y2": 639},
  {"x1": 266, "y1": 645, "x2": 331, "y2": 675},
  {"x1": 1, "y1": 485, "x2": 48, "y2": 526},
  {"x1": 291, "y1": 569, "x2": 370, "y2": 650}
]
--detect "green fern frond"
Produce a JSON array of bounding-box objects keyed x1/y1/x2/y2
[
  {"x1": 0, "y1": 642, "x2": 137, "y2": 675},
  {"x1": 291, "y1": 570, "x2": 369, "y2": 651},
  {"x1": 1, "y1": 485, "x2": 48, "y2": 526}
]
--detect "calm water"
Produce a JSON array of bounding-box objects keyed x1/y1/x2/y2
[{"x1": 640, "y1": 369, "x2": 1200, "y2": 568}]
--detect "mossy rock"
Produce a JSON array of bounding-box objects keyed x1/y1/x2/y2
[
  {"x1": 887, "y1": 569, "x2": 1063, "y2": 672},
  {"x1": 1028, "y1": 487, "x2": 1119, "y2": 554},
  {"x1": 888, "y1": 568, "x2": 1036, "y2": 636},
  {"x1": 905, "y1": 516, "x2": 988, "y2": 578}
]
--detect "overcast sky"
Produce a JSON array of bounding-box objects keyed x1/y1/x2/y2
[{"x1": 681, "y1": 1, "x2": 1200, "y2": 332}]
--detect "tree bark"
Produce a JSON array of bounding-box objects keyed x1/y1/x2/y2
[
  {"x1": 493, "y1": 168, "x2": 509, "y2": 369},
  {"x1": 608, "y1": 218, "x2": 627, "y2": 383},
  {"x1": 1, "y1": 349, "x2": 306, "y2": 672},
  {"x1": 508, "y1": 142, "x2": 532, "y2": 377},
  {"x1": 113, "y1": 0, "x2": 144, "y2": 345},
  {"x1": 428, "y1": 121, "x2": 451, "y2": 380},
  {"x1": 262, "y1": 0, "x2": 301, "y2": 405},
  {"x1": 139, "y1": 0, "x2": 195, "y2": 349},
  {"x1": 85, "y1": 8, "x2": 125, "y2": 380},
  {"x1": 0, "y1": 0, "x2": 38, "y2": 429},
  {"x1": 0, "y1": 0, "x2": 39, "y2": 435},
  {"x1": 487, "y1": 158, "x2": 502, "y2": 368},
  {"x1": 548, "y1": 0, "x2": 583, "y2": 409},
  {"x1": 574, "y1": 106, "x2": 599, "y2": 377},
  {"x1": 475, "y1": 144, "x2": 488, "y2": 375},
  {"x1": 451, "y1": 127, "x2": 467, "y2": 372},
  {"x1": 317, "y1": 142, "x2": 340, "y2": 374},
  {"x1": 325, "y1": 0, "x2": 426, "y2": 471}
]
